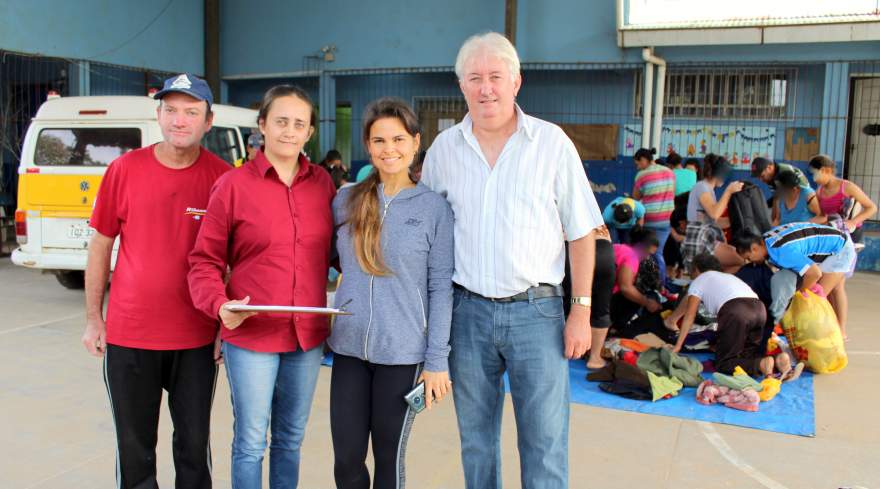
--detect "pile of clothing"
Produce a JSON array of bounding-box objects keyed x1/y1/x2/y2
[
  {"x1": 589, "y1": 343, "x2": 797, "y2": 412},
  {"x1": 588, "y1": 347, "x2": 703, "y2": 402},
  {"x1": 695, "y1": 366, "x2": 781, "y2": 412},
  {"x1": 660, "y1": 302, "x2": 719, "y2": 352}
]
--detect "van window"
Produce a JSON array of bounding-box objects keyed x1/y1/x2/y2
[
  {"x1": 35, "y1": 128, "x2": 141, "y2": 166},
  {"x1": 202, "y1": 126, "x2": 242, "y2": 165}
]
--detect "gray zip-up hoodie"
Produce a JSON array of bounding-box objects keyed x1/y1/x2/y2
[{"x1": 329, "y1": 182, "x2": 454, "y2": 372}]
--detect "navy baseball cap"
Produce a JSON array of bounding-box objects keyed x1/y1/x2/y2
[{"x1": 153, "y1": 73, "x2": 213, "y2": 108}]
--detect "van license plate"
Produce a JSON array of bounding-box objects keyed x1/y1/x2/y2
[{"x1": 67, "y1": 224, "x2": 95, "y2": 240}]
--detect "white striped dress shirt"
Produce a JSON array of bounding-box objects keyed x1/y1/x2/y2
[{"x1": 421, "y1": 105, "x2": 603, "y2": 298}]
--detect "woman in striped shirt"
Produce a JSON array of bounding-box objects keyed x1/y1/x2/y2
[{"x1": 632, "y1": 147, "x2": 675, "y2": 285}]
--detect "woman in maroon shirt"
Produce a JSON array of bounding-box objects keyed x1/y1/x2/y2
[{"x1": 188, "y1": 85, "x2": 335, "y2": 489}]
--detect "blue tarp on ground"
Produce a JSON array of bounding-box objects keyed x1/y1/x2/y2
[
  {"x1": 323, "y1": 352, "x2": 816, "y2": 437},
  {"x1": 566, "y1": 354, "x2": 815, "y2": 437}
]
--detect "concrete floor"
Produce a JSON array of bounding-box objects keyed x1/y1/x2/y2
[{"x1": 1, "y1": 258, "x2": 878, "y2": 489}]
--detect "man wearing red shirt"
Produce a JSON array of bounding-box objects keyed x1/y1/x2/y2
[{"x1": 82, "y1": 74, "x2": 230, "y2": 489}]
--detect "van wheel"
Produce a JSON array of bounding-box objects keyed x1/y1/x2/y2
[{"x1": 55, "y1": 270, "x2": 85, "y2": 289}]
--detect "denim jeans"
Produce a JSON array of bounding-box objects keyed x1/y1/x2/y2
[
  {"x1": 649, "y1": 226, "x2": 670, "y2": 286},
  {"x1": 448, "y1": 287, "x2": 569, "y2": 489},
  {"x1": 609, "y1": 226, "x2": 632, "y2": 244},
  {"x1": 222, "y1": 342, "x2": 324, "y2": 489},
  {"x1": 770, "y1": 268, "x2": 799, "y2": 324}
]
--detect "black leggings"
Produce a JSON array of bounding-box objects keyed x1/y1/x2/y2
[
  {"x1": 562, "y1": 238, "x2": 616, "y2": 328},
  {"x1": 330, "y1": 353, "x2": 421, "y2": 489}
]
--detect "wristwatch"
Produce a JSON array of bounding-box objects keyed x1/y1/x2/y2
[{"x1": 570, "y1": 296, "x2": 592, "y2": 307}]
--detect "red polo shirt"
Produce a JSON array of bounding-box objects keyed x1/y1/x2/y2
[
  {"x1": 91, "y1": 145, "x2": 231, "y2": 350},
  {"x1": 188, "y1": 151, "x2": 336, "y2": 352}
]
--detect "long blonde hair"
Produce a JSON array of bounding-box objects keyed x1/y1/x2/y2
[{"x1": 346, "y1": 98, "x2": 420, "y2": 276}]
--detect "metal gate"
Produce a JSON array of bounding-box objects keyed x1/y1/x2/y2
[{"x1": 847, "y1": 77, "x2": 880, "y2": 211}]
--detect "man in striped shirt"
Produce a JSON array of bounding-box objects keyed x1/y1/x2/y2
[
  {"x1": 733, "y1": 222, "x2": 856, "y2": 325},
  {"x1": 421, "y1": 32, "x2": 603, "y2": 489},
  {"x1": 632, "y1": 148, "x2": 675, "y2": 284}
]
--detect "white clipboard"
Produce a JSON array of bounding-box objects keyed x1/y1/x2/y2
[{"x1": 223, "y1": 304, "x2": 352, "y2": 316}]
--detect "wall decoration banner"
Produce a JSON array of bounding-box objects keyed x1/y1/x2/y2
[{"x1": 623, "y1": 124, "x2": 776, "y2": 169}]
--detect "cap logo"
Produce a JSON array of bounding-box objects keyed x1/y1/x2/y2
[{"x1": 170, "y1": 74, "x2": 192, "y2": 90}]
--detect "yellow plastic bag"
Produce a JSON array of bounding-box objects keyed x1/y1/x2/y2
[{"x1": 781, "y1": 290, "x2": 847, "y2": 374}]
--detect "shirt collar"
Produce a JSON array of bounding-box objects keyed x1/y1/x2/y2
[
  {"x1": 252, "y1": 151, "x2": 314, "y2": 180},
  {"x1": 459, "y1": 103, "x2": 534, "y2": 141}
]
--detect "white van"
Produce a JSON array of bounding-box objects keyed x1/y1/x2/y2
[{"x1": 12, "y1": 96, "x2": 258, "y2": 288}]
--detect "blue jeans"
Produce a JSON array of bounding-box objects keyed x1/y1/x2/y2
[
  {"x1": 649, "y1": 226, "x2": 670, "y2": 286},
  {"x1": 222, "y1": 342, "x2": 323, "y2": 489},
  {"x1": 449, "y1": 288, "x2": 569, "y2": 489},
  {"x1": 770, "y1": 268, "x2": 799, "y2": 324},
  {"x1": 609, "y1": 226, "x2": 632, "y2": 244}
]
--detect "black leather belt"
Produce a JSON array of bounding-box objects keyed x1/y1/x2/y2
[{"x1": 453, "y1": 283, "x2": 563, "y2": 302}]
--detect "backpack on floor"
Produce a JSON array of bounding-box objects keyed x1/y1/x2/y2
[{"x1": 728, "y1": 182, "x2": 772, "y2": 237}]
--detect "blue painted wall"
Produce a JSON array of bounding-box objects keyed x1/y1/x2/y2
[
  {"x1": 221, "y1": 0, "x2": 880, "y2": 77},
  {"x1": 226, "y1": 77, "x2": 320, "y2": 109},
  {"x1": 220, "y1": 0, "x2": 504, "y2": 76},
  {"x1": 222, "y1": 62, "x2": 838, "y2": 207},
  {"x1": 516, "y1": 0, "x2": 626, "y2": 63},
  {"x1": 213, "y1": 0, "x2": 879, "y2": 215},
  {"x1": 0, "y1": 0, "x2": 204, "y2": 74},
  {"x1": 4, "y1": 0, "x2": 879, "y2": 80}
]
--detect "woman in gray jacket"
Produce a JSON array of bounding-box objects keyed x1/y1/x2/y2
[{"x1": 329, "y1": 97, "x2": 454, "y2": 489}]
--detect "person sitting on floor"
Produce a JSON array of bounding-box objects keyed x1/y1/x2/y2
[
  {"x1": 664, "y1": 253, "x2": 790, "y2": 377},
  {"x1": 603, "y1": 196, "x2": 645, "y2": 244}
]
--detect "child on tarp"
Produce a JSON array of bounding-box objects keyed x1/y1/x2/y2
[{"x1": 665, "y1": 253, "x2": 792, "y2": 377}]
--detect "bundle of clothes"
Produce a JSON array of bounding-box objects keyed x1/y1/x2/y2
[
  {"x1": 588, "y1": 341, "x2": 803, "y2": 412},
  {"x1": 588, "y1": 347, "x2": 702, "y2": 402}
]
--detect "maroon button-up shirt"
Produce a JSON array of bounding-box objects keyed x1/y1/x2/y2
[{"x1": 188, "y1": 151, "x2": 336, "y2": 352}]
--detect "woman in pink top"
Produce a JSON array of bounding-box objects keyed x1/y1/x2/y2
[
  {"x1": 810, "y1": 154, "x2": 877, "y2": 241},
  {"x1": 610, "y1": 227, "x2": 662, "y2": 330},
  {"x1": 808, "y1": 154, "x2": 877, "y2": 339}
]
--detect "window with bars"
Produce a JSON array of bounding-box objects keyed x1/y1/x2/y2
[{"x1": 634, "y1": 68, "x2": 796, "y2": 119}]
